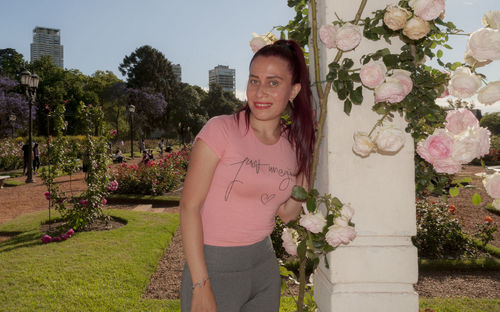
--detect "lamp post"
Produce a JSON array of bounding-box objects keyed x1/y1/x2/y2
[
  {"x1": 20, "y1": 70, "x2": 39, "y2": 183},
  {"x1": 9, "y1": 114, "x2": 16, "y2": 138},
  {"x1": 128, "y1": 104, "x2": 135, "y2": 158}
]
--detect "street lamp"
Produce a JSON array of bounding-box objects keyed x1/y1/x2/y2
[
  {"x1": 20, "y1": 70, "x2": 39, "y2": 183},
  {"x1": 9, "y1": 114, "x2": 16, "y2": 138},
  {"x1": 128, "y1": 104, "x2": 135, "y2": 158}
]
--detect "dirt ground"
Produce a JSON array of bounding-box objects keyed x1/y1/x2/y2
[{"x1": 0, "y1": 165, "x2": 498, "y2": 299}]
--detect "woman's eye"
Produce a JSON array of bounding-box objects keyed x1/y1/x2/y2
[
  {"x1": 269, "y1": 80, "x2": 278, "y2": 87},
  {"x1": 249, "y1": 79, "x2": 259, "y2": 85}
]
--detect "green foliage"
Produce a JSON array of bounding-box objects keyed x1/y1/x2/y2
[
  {"x1": 473, "y1": 220, "x2": 497, "y2": 247},
  {"x1": 276, "y1": 0, "x2": 310, "y2": 48},
  {"x1": 111, "y1": 150, "x2": 188, "y2": 196},
  {"x1": 413, "y1": 199, "x2": 479, "y2": 259},
  {"x1": 0, "y1": 48, "x2": 27, "y2": 80},
  {"x1": 480, "y1": 112, "x2": 500, "y2": 136}
]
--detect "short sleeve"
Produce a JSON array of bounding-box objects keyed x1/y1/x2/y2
[{"x1": 195, "y1": 116, "x2": 230, "y2": 158}]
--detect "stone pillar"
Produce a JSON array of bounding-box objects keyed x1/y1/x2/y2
[{"x1": 311, "y1": 1, "x2": 419, "y2": 311}]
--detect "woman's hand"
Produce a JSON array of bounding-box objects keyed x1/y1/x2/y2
[{"x1": 191, "y1": 281, "x2": 217, "y2": 312}]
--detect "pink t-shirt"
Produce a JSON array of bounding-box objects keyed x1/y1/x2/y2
[{"x1": 196, "y1": 112, "x2": 297, "y2": 246}]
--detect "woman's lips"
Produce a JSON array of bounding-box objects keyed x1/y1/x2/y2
[{"x1": 254, "y1": 102, "x2": 272, "y2": 109}]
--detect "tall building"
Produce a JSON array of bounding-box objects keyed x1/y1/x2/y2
[
  {"x1": 172, "y1": 64, "x2": 182, "y2": 82},
  {"x1": 31, "y1": 26, "x2": 64, "y2": 68},
  {"x1": 209, "y1": 65, "x2": 235, "y2": 93}
]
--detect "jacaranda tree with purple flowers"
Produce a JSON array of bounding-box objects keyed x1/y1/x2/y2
[{"x1": 0, "y1": 76, "x2": 29, "y2": 138}]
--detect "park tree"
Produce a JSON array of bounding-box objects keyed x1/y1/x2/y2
[
  {"x1": 102, "y1": 81, "x2": 128, "y2": 137},
  {"x1": 118, "y1": 45, "x2": 179, "y2": 129},
  {"x1": 0, "y1": 48, "x2": 27, "y2": 80},
  {"x1": 127, "y1": 87, "x2": 167, "y2": 137},
  {"x1": 480, "y1": 112, "x2": 500, "y2": 136},
  {"x1": 170, "y1": 83, "x2": 208, "y2": 141},
  {"x1": 0, "y1": 76, "x2": 29, "y2": 137},
  {"x1": 202, "y1": 83, "x2": 242, "y2": 118}
]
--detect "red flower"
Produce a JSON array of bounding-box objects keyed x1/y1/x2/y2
[
  {"x1": 485, "y1": 216, "x2": 493, "y2": 224},
  {"x1": 448, "y1": 204, "x2": 456, "y2": 214}
]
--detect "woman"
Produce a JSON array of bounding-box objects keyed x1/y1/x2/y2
[{"x1": 180, "y1": 40, "x2": 315, "y2": 311}]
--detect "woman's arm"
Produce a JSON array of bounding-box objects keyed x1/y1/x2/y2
[
  {"x1": 277, "y1": 173, "x2": 308, "y2": 224},
  {"x1": 180, "y1": 139, "x2": 219, "y2": 311}
]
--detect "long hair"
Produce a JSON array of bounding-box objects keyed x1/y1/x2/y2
[{"x1": 238, "y1": 39, "x2": 315, "y2": 182}]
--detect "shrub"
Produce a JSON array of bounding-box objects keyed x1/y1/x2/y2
[
  {"x1": 111, "y1": 150, "x2": 188, "y2": 195},
  {"x1": 412, "y1": 199, "x2": 478, "y2": 259}
]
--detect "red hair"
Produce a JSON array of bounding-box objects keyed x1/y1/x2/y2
[{"x1": 238, "y1": 39, "x2": 315, "y2": 182}]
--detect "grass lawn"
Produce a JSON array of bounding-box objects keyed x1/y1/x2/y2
[{"x1": 0, "y1": 210, "x2": 498, "y2": 312}]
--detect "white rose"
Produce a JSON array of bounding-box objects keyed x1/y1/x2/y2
[
  {"x1": 478, "y1": 81, "x2": 500, "y2": 106},
  {"x1": 482, "y1": 10, "x2": 500, "y2": 29},
  {"x1": 335, "y1": 23, "x2": 362, "y2": 52},
  {"x1": 374, "y1": 77, "x2": 407, "y2": 103},
  {"x1": 281, "y1": 228, "x2": 298, "y2": 256},
  {"x1": 352, "y1": 132, "x2": 375, "y2": 157},
  {"x1": 478, "y1": 126, "x2": 491, "y2": 158},
  {"x1": 409, "y1": 0, "x2": 445, "y2": 21},
  {"x1": 483, "y1": 172, "x2": 500, "y2": 198},
  {"x1": 249, "y1": 37, "x2": 267, "y2": 53},
  {"x1": 335, "y1": 203, "x2": 355, "y2": 227},
  {"x1": 319, "y1": 24, "x2": 338, "y2": 49},
  {"x1": 448, "y1": 67, "x2": 482, "y2": 99},
  {"x1": 383, "y1": 5, "x2": 410, "y2": 31},
  {"x1": 464, "y1": 52, "x2": 492, "y2": 68},
  {"x1": 325, "y1": 225, "x2": 356, "y2": 248},
  {"x1": 403, "y1": 17, "x2": 431, "y2": 40},
  {"x1": 360, "y1": 60, "x2": 387, "y2": 89},
  {"x1": 452, "y1": 127, "x2": 481, "y2": 164},
  {"x1": 375, "y1": 126, "x2": 406, "y2": 154},
  {"x1": 299, "y1": 209, "x2": 327, "y2": 234},
  {"x1": 466, "y1": 28, "x2": 500, "y2": 62}
]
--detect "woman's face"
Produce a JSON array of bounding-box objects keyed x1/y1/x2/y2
[{"x1": 246, "y1": 56, "x2": 301, "y2": 125}]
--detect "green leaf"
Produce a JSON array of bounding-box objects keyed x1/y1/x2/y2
[
  {"x1": 350, "y1": 86, "x2": 363, "y2": 105},
  {"x1": 350, "y1": 73, "x2": 361, "y2": 83},
  {"x1": 338, "y1": 69, "x2": 349, "y2": 81},
  {"x1": 332, "y1": 197, "x2": 343, "y2": 208},
  {"x1": 450, "y1": 62, "x2": 462, "y2": 71},
  {"x1": 472, "y1": 193, "x2": 482, "y2": 206},
  {"x1": 306, "y1": 197, "x2": 316, "y2": 213},
  {"x1": 292, "y1": 185, "x2": 308, "y2": 201},
  {"x1": 309, "y1": 188, "x2": 319, "y2": 197},
  {"x1": 437, "y1": 49, "x2": 443, "y2": 58},
  {"x1": 449, "y1": 187, "x2": 460, "y2": 197},
  {"x1": 343, "y1": 99, "x2": 352, "y2": 115},
  {"x1": 382, "y1": 54, "x2": 399, "y2": 67},
  {"x1": 342, "y1": 58, "x2": 354, "y2": 69},
  {"x1": 451, "y1": 177, "x2": 472, "y2": 185}
]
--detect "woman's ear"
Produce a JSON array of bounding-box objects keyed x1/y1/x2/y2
[{"x1": 291, "y1": 83, "x2": 301, "y2": 100}]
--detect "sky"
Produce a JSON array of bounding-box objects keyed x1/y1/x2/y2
[{"x1": 0, "y1": 0, "x2": 499, "y2": 109}]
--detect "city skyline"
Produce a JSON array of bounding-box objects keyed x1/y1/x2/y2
[{"x1": 0, "y1": 0, "x2": 499, "y2": 106}]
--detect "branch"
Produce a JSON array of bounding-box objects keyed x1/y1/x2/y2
[
  {"x1": 310, "y1": 0, "x2": 324, "y2": 100},
  {"x1": 310, "y1": 0, "x2": 368, "y2": 187}
]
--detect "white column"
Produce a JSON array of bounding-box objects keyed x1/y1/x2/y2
[{"x1": 312, "y1": 1, "x2": 419, "y2": 311}]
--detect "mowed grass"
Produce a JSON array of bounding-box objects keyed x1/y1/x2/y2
[
  {"x1": 0, "y1": 209, "x2": 180, "y2": 312},
  {"x1": 0, "y1": 210, "x2": 498, "y2": 312}
]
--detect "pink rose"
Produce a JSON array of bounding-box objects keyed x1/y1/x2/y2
[
  {"x1": 464, "y1": 52, "x2": 492, "y2": 68},
  {"x1": 483, "y1": 173, "x2": 500, "y2": 198},
  {"x1": 336, "y1": 23, "x2": 362, "y2": 51},
  {"x1": 110, "y1": 129, "x2": 117, "y2": 136},
  {"x1": 416, "y1": 129, "x2": 454, "y2": 163},
  {"x1": 325, "y1": 225, "x2": 356, "y2": 248},
  {"x1": 478, "y1": 127, "x2": 491, "y2": 157},
  {"x1": 281, "y1": 228, "x2": 298, "y2": 256},
  {"x1": 61, "y1": 233, "x2": 68, "y2": 240},
  {"x1": 79, "y1": 199, "x2": 88, "y2": 207},
  {"x1": 391, "y1": 69, "x2": 413, "y2": 96},
  {"x1": 360, "y1": 60, "x2": 387, "y2": 89},
  {"x1": 319, "y1": 25, "x2": 338, "y2": 49},
  {"x1": 249, "y1": 37, "x2": 267, "y2": 53},
  {"x1": 445, "y1": 108, "x2": 479, "y2": 135},
  {"x1": 67, "y1": 229, "x2": 75, "y2": 236},
  {"x1": 432, "y1": 158, "x2": 462, "y2": 174},
  {"x1": 478, "y1": 81, "x2": 500, "y2": 105},
  {"x1": 374, "y1": 78, "x2": 406, "y2": 103},
  {"x1": 452, "y1": 130, "x2": 481, "y2": 164},
  {"x1": 466, "y1": 28, "x2": 500, "y2": 62},
  {"x1": 44, "y1": 191, "x2": 50, "y2": 200},
  {"x1": 102, "y1": 198, "x2": 107, "y2": 205},
  {"x1": 52, "y1": 236, "x2": 61, "y2": 242},
  {"x1": 41, "y1": 234, "x2": 52, "y2": 244},
  {"x1": 409, "y1": 0, "x2": 445, "y2": 21},
  {"x1": 299, "y1": 206, "x2": 326, "y2": 234}
]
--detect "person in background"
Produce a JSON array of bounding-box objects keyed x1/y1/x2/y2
[
  {"x1": 32, "y1": 142, "x2": 40, "y2": 174},
  {"x1": 159, "y1": 139, "x2": 165, "y2": 157},
  {"x1": 180, "y1": 39, "x2": 315, "y2": 311},
  {"x1": 21, "y1": 142, "x2": 30, "y2": 175},
  {"x1": 114, "y1": 149, "x2": 123, "y2": 163}
]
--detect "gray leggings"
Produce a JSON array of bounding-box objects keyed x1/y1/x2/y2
[{"x1": 181, "y1": 237, "x2": 281, "y2": 312}]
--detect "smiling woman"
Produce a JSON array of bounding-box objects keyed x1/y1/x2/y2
[{"x1": 179, "y1": 39, "x2": 315, "y2": 312}]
